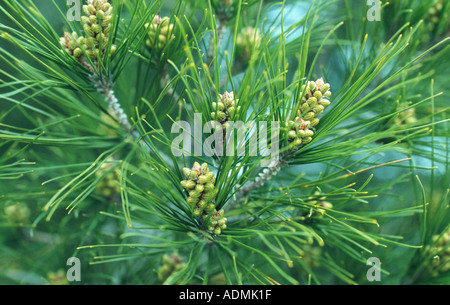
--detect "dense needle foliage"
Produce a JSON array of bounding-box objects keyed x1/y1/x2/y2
[{"x1": 0, "y1": 0, "x2": 449, "y2": 285}]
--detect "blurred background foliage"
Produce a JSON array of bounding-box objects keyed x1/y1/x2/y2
[{"x1": 0, "y1": 0, "x2": 448, "y2": 285}]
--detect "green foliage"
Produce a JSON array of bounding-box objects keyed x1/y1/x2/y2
[{"x1": 0, "y1": 0, "x2": 449, "y2": 285}]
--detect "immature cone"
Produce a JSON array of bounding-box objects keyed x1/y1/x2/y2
[
  {"x1": 181, "y1": 162, "x2": 227, "y2": 234},
  {"x1": 422, "y1": 1, "x2": 446, "y2": 42},
  {"x1": 145, "y1": 15, "x2": 175, "y2": 50},
  {"x1": 393, "y1": 102, "x2": 417, "y2": 126},
  {"x1": 60, "y1": 32, "x2": 84, "y2": 58},
  {"x1": 211, "y1": 91, "x2": 240, "y2": 130},
  {"x1": 297, "y1": 78, "x2": 332, "y2": 127},
  {"x1": 308, "y1": 190, "x2": 333, "y2": 216},
  {"x1": 4, "y1": 202, "x2": 30, "y2": 224},
  {"x1": 81, "y1": 0, "x2": 114, "y2": 59},
  {"x1": 299, "y1": 245, "x2": 322, "y2": 270},
  {"x1": 60, "y1": 0, "x2": 116, "y2": 64},
  {"x1": 204, "y1": 208, "x2": 227, "y2": 235},
  {"x1": 47, "y1": 269, "x2": 69, "y2": 285},
  {"x1": 236, "y1": 26, "x2": 262, "y2": 61},
  {"x1": 95, "y1": 158, "x2": 120, "y2": 198},
  {"x1": 286, "y1": 118, "x2": 314, "y2": 149},
  {"x1": 157, "y1": 253, "x2": 186, "y2": 283},
  {"x1": 425, "y1": 228, "x2": 450, "y2": 276},
  {"x1": 287, "y1": 78, "x2": 331, "y2": 150},
  {"x1": 209, "y1": 272, "x2": 226, "y2": 285}
]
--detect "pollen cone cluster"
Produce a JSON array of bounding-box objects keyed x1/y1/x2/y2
[
  {"x1": 287, "y1": 78, "x2": 331, "y2": 150},
  {"x1": 308, "y1": 190, "x2": 333, "y2": 216},
  {"x1": 81, "y1": 0, "x2": 114, "y2": 59},
  {"x1": 181, "y1": 162, "x2": 227, "y2": 235},
  {"x1": 60, "y1": 0, "x2": 116, "y2": 66},
  {"x1": 211, "y1": 91, "x2": 240, "y2": 130},
  {"x1": 157, "y1": 253, "x2": 186, "y2": 283},
  {"x1": 4, "y1": 202, "x2": 30, "y2": 224},
  {"x1": 297, "y1": 78, "x2": 331, "y2": 127},
  {"x1": 145, "y1": 15, "x2": 175, "y2": 51},
  {"x1": 60, "y1": 32, "x2": 85, "y2": 58},
  {"x1": 95, "y1": 158, "x2": 120, "y2": 198},
  {"x1": 286, "y1": 118, "x2": 314, "y2": 148},
  {"x1": 422, "y1": 1, "x2": 447, "y2": 42},
  {"x1": 236, "y1": 26, "x2": 262, "y2": 61},
  {"x1": 393, "y1": 102, "x2": 417, "y2": 126},
  {"x1": 47, "y1": 269, "x2": 69, "y2": 285},
  {"x1": 425, "y1": 228, "x2": 450, "y2": 275}
]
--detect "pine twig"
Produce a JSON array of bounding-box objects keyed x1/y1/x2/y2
[
  {"x1": 91, "y1": 73, "x2": 177, "y2": 165},
  {"x1": 233, "y1": 146, "x2": 302, "y2": 202},
  {"x1": 90, "y1": 74, "x2": 144, "y2": 145},
  {"x1": 91, "y1": 74, "x2": 133, "y2": 132},
  {"x1": 235, "y1": 158, "x2": 284, "y2": 199}
]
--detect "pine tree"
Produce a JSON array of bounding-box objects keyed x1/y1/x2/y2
[{"x1": 0, "y1": 0, "x2": 448, "y2": 286}]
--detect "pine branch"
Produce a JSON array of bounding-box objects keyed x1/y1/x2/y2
[
  {"x1": 90, "y1": 74, "x2": 149, "y2": 152},
  {"x1": 233, "y1": 147, "x2": 298, "y2": 201},
  {"x1": 90, "y1": 74, "x2": 133, "y2": 133},
  {"x1": 234, "y1": 155, "x2": 284, "y2": 199}
]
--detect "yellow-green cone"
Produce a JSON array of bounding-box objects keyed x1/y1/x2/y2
[
  {"x1": 393, "y1": 102, "x2": 417, "y2": 126},
  {"x1": 60, "y1": 32, "x2": 84, "y2": 58},
  {"x1": 424, "y1": 228, "x2": 450, "y2": 275},
  {"x1": 236, "y1": 26, "x2": 262, "y2": 61},
  {"x1": 180, "y1": 162, "x2": 227, "y2": 234},
  {"x1": 145, "y1": 15, "x2": 175, "y2": 51},
  {"x1": 204, "y1": 208, "x2": 227, "y2": 235},
  {"x1": 297, "y1": 78, "x2": 332, "y2": 127},
  {"x1": 421, "y1": 1, "x2": 447, "y2": 43},
  {"x1": 286, "y1": 118, "x2": 314, "y2": 149},
  {"x1": 211, "y1": 91, "x2": 240, "y2": 130},
  {"x1": 287, "y1": 78, "x2": 332, "y2": 150},
  {"x1": 308, "y1": 190, "x2": 333, "y2": 216},
  {"x1": 81, "y1": 0, "x2": 114, "y2": 59},
  {"x1": 60, "y1": 0, "x2": 116, "y2": 63},
  {"x1": 95, "y1": 158, "x2": 120, "y2": 198},
  {"x1": 4, "y1": 202, "x2": 30, "y2": 224},
  {"x1": 47, "y1": 269, "x2": 70, "y2": 285},
  {"x1": 157, "y1": 253, "x2": 186, "y2": 283}
]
